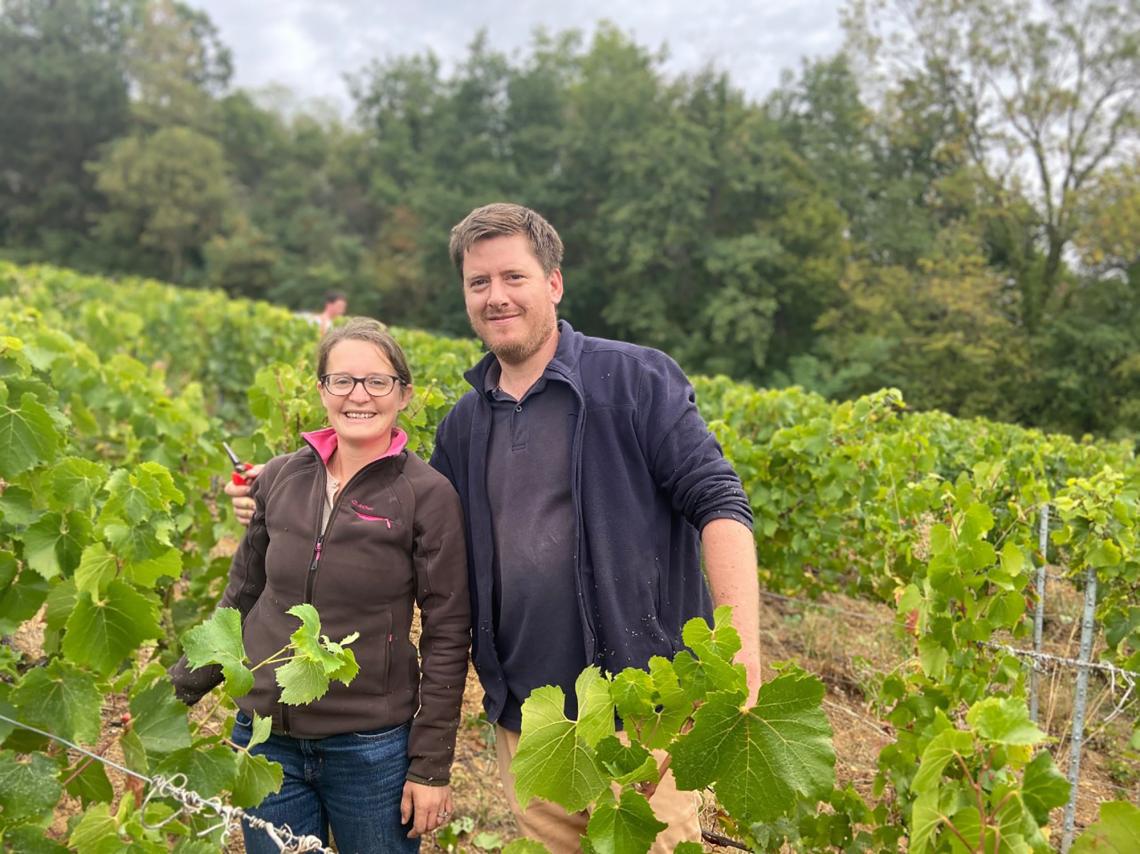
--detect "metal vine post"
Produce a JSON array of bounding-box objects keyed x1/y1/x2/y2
[
  {"x1": 1060, "y1": 566, "x2": 1098, "y2": 854},
  {"x1": 1030, "y1": 504, "x2": 1049, "y2": 723}
]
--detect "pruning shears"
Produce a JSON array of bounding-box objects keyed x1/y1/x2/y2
[{"x1": 223, "y1": 442, "x2": 252, "y2": 486}]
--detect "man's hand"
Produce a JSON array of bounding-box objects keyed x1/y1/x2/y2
[
  {"x1": 223, "y1": 464, "x2": 264, "y2": 526},
  {"x1": 401, "y1": 780, "x2": 454, "y2": 838}
]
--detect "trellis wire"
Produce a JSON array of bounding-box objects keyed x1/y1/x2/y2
[
  {"x1": 0, "y1": 712, "x2": 333, "y2": 854},
  {"x1": 982, "y1": 643, "x2": 1140, "y2": 682}
]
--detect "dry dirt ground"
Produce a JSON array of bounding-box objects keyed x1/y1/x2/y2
[{"x1": 17, "y1": 577, "x2": 1137, "y2": 852}]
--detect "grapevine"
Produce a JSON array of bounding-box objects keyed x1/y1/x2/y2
[{"x1": 0, "y1": 262, "x2": 1136, "y2": 851}]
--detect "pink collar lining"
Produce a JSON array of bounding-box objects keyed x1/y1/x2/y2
[{"x1": 301, "y1": 426, "x2": 408, "y2": 465}]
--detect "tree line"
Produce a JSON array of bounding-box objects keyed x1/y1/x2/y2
[{"x1": 1, "y1": 0, "x2": 1137, "y2": 438}]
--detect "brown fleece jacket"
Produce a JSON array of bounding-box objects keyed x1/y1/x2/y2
[{"x1": 172, "y1": 430, "x2": 471, "y2": 785}]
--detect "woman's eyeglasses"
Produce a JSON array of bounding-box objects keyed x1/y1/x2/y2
[{"x1": 319, "y1": 373, "x2": 405, "y2": 397}]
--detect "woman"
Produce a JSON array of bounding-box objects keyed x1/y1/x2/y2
[{"x1": 173, "y1": 318, "x2": 470, "y2": 853}]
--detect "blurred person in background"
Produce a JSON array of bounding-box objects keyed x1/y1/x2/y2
[{"x1": 300, "y1": 290, "x2": 348, "y2": 336}]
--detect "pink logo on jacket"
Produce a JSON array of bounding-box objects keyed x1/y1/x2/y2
[{"x1": 351, "y1": 499, "x2": 393, "y2": 528}]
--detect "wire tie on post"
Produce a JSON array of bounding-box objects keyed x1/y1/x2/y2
[
  {"x1": 261, "y1": 822, "x2": 287, "y2": 852},
  {"x1": 196, "y1": 814, "x2": 232, "y2": 840},
  {"x1": 140, "y1": 774, "x2": 189, "y2": 830}
]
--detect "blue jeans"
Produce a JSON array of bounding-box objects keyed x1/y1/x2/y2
[{"x1": 231, "y1": 713, "x2": 419, "y2": 854}]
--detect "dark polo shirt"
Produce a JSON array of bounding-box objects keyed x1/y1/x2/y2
[{"x1": 484, "y1": 362, "x2": 586, "y2": 731}]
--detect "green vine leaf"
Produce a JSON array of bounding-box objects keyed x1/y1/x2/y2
[
  {"x1": 100, "y1": 465, "x2": 183, "y2": 525},
  {"x1": 67, "y1": 803, "x2": 121, "y2": 854},
  {"x1": 947, "y1": 805, "x2": 983, "y2": 853},
  {"x1": 10, "y1": 659, "x2": 102, "y2": 745},
  {"x1": 612, "y1": 657, "x2": 690, "y2": 750},
  {"x1": 1021, "y1": 752, "x2": 1069, "y2": 826},
  {"x1": 124, "y1": 548, "x2": 182, "y2": 589},
  {"x1": 275, "y1": 604, "x2": 360, "y2": 705},
  {"x1": 22, "y1": 511, "x2": 90, "y2": 580},
  {"x1": 247, "y1": 711, "x2": 272, "y2": 750},
  {"x1": 63, "y1": 756, "x2": 114, "y2": 807},
  {"x1": 274, "y1": 657, "x2": 328, "y2": 706},
  {"x1": 180, "y1": 607, "x2": 253, "y2": 698},
  {"x1": 4, "y1": 826, "x2": 68, "y2": 853},
  {"x1": 512, "y1": 669, "x2": 615, "y2": 813},
  {"x1": 62, "y1": 581, "x2": 162, "y2": 676},
  {"x1": 129, "y1": 681, "x2": 191, "y2": 756},
  {"x1": 673, "y1": 607, "x2": 747, "y2": 703},
  {"x1": 0, "y1": 392, "x2": 62, "y2": 478},
  {"x1": 45, "y1": 458, "x2": 107, "y2": 510},
  {"x1": 670, "y1": 668, "x2": 834, "y2": 822},
  {"x1": 75, "y1": 544, "x2": 117, "y2": 598},
  {"x1": 1071, "y1": 801, "x2": 1140, "y2": 853},
  {"x1": 0, "y1": 751, "x2": 62, "y2": 824},
  {"x1": 0, "y1": 552, "x2": 51, "y2": 634},
  {"x1": 594, "y1": 737, "x2": 657, "y2": 787},
  {"x1": 911, "y1": 729, "x2": 974, "y2": 795},
  {"x1": 909, "y1": 787, "x2": 954, "y2": 854},
  {"x1": 155, "y1": 745, "x2": 237, "y2": 799},
  {"x1": 575, "y1": 668, "x2": 616, "y2": 749},
  {"x1": 583, "y1": 789, "x2": 668, "y2": 854},
  {"x1": 966, "y1": 697, "x2": 1047, "y2": 746},
  {"x1": 231, "y1": 752, "x2": 283, "y2": 809}
]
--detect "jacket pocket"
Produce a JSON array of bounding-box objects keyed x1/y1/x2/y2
[{"x1": 379, "y1": 608, "x2": 393, "y2": 696}]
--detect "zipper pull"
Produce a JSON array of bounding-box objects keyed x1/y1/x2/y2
[{"x1": 310, "y1": 537, "x2": 324, "y2": 571}]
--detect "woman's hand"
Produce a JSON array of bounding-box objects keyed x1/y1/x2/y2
[
  {"x1": 223, "y1": 464, "x2": 264, "y2": 525},
  {"x1": 400, "y1": 780, "x2": 454, "y2": 838}
]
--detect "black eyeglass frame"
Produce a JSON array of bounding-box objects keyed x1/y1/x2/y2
[{"x1": 318, "y1": 373, "x2": 407, "y2": 398}]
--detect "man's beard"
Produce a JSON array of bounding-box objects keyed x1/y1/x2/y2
[{"x1": 472, "y1": 312, "x2": 557, "y2": 366}]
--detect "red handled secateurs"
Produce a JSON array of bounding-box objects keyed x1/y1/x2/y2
[{"x1": 223, "y1": 442, "x2": 252, "y2": 486}]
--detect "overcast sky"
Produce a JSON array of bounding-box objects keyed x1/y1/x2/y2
[{"x1": 186, "y1": 1, "x2": 847, "y2": 115}]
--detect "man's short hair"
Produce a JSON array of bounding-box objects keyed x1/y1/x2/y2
[
  {"x1": 324, "y1": 291, "x2": 347, "y2": 306},
  {"x1": 449, "y1": 203, "x2": 564, "y2": 277}
]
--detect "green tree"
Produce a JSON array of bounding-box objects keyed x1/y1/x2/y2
[
  {"x1": 0, "y1": 0, "x2": 135, "y2": 259},
  {"x1": 126, "y1": 0, "x2": 231, "y2": 132},
  {"x1": 843, "y1": 0, "x2": 1140, "y2": 333},
  {"x1": 202, "y1": 215, "x2": 281, "y2": 300},
  {"x1": 807, "y1": 224, "x2": 1027, "y2": 419},
  {"x1": 1075, "y1": 158, "x2": 1140, "y2": 279},
  {"x1": 217, "y1": 91, "x2": 290, "y2": 193},
  {"x1": 351, "y1": 35, "x2": 528, "y2": 333},
  {"x1": 89, "y1": 126, "x2": 236, "y2": 280},
  {"x1": 1040, "y1": 159, "x2": 1140, "y2": 435},
  {"x1": 768, "y1": 56, "x2": 876, "y2": 235}
]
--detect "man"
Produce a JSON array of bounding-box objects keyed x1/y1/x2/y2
[
  {"x1": 229, "y1": 203, "x2": 761, "y2": 852},
  {"x1": 305, "y1": 290, "x2": 347, "y2": 336}
]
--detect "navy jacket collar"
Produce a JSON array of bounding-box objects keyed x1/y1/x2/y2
[{"x1": 464, "y1": 319, "x2": 585, "y2": 396}]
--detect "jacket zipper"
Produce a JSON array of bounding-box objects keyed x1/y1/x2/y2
[
  {"x1": 282, "y1": 452, "x2": 394, "y2": 734},
  {"x1": 305, "y1": 535, "x2": 324, "y2": 602},
  {"x1": 562, "y1": 371, "x2": 596, "y2": 660}
]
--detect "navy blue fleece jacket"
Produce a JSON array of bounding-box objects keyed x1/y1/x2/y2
[{"x1": 429, "y1": 321, "x2": 753, "y2": 724}]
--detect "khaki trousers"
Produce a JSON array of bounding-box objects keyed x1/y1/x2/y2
[{"x1": 494, "y1": 725, "x2": 703, "y2": 853}]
